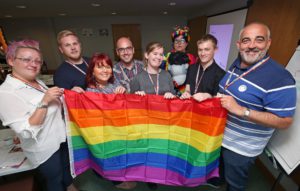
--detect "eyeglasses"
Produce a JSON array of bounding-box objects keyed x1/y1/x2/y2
[
  {"x1": 174, "y1": 39, "x2": 186, "y2": 44},
  {"x1": 117, "y1": 46, "x2": 133, "y2": 54},
  {"x1": 97, "y1": 65, "x2": 112, "y2": 70},
  {"x1": 15, "y1": 57, "x2": 43, "y2": 65}
]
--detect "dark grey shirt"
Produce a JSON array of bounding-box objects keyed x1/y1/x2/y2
[{"x1": 130, "y1": 70, "x2": 175, "y2": 95}]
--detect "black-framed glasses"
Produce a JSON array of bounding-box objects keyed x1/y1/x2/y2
[
  {"x1": 15, "y1": 57, "x2": 43, "y2": 65},
  {"x1": 117, "y1": 46, "x2": 133, "y2": 54}
]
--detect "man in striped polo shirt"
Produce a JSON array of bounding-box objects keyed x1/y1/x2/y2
[{"x1": 218, "y1": 22, "x2": 297, "y2": 191}]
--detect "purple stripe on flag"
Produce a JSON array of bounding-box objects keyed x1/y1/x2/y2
[{"x1": 74, "y1": 159, "x2": 219, "y2": 187}]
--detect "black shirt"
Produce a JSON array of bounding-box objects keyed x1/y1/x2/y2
[
  {"x1": 186, "y1": 60, "x2": 225, "y2": 96},
  {"x1": 53, "y1": 58, "x2": 89, "y2": 89}
]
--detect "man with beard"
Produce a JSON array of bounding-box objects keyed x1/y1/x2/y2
[
  {"x1": 218, "y1": 22, "x2": 297, "y2": 191},
  {"x1": 113, "y1": 37, "x2": 144, "y2": 92},
  {"x1": 54, "y1": 30, "x2": 88, "y2": 92}
]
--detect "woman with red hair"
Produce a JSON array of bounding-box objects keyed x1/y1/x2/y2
[{"x1": 85, "y1": 53, "x2": 125, "y2": 94}]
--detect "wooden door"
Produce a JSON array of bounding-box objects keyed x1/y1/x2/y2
[
  {"x1": 187, "y1": 16, "x2": 207, "y2": 56},
  {"x1": 112, "y1": 24, "x2": 142, "y2": 61}
]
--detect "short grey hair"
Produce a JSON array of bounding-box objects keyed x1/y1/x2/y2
[{"x1": 239, "y1": 22, "x2": 271, "y2": 40}]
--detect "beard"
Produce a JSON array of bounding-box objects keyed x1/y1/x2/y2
[{"x1": 239, "y1": 48, "x2": 268, "y2": 65}]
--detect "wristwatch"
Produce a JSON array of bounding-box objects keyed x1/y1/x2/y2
[
  {"x1": 37, "y1": 102, "x2": 48, "y2": 109},
  {"x1": 243, "y1": 108, "x2": 251, "y2": 118}
]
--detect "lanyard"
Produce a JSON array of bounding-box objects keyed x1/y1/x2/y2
[
  {"x1": 11, "y1": 74, "x2": 48, "y2": 93},
  {"x1": 120, "y1": 61, "x2": 137, "y2": 82},
  {"x1": 147, "y1": 71, "x2": 160, "y2": 95},
  {"x1": 194, "y1": 64, "x2": 205, "y2": 94},
  {"x1": 224, "y1": 56, "x2": 270, "y2": 90},
  {"x1": 66, "y1": 59, "x2": 88, "y2": 75}
]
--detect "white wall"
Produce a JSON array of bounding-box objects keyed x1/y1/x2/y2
[
  {"x1": 206, "y1": 9, "x2": 248, "y2": 69},
  {"x1": 0, "y1": 16, "x2": 186, "y2": 70}
]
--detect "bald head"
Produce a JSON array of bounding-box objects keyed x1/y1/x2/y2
[
  {"x1": 116, "y1": 37, "x2": 132, "y2": 48},
  {"x1": 239, "y1": 22, "x2": 271, "y2": 40}
]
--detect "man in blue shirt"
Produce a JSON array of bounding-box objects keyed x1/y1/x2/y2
[
  {"x1": 219, "y1": 22, "x2": 297, "y2": 191},
  {"x1": 54, "y1": 30, "x2": 89, "y2": 92}
]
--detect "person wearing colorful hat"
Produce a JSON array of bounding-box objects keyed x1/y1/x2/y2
[{"x1": 161, "y1": 26, "x2": 196, "y2": 96}]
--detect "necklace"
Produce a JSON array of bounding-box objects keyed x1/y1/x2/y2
[
  {"x1": 194, "y1": 64, "x2": 206, "y2": 94},
  {"x1": 119, "y1": 61, "x2": 137, "y2": 82},
  {"x1": 147, "y1": 69, "x2": 160, "y2": 95},
  {"x1": 65, "y1": 59, "x2": 88, "y2": 75},
  {"x1": 11, "y1": 74, "x2": 48, "y2": 93},
  {"x1": 95, "y1": 81, "x2": 107, "y2": 89},
  {"x1": 224, "y1": 56, "x2": 270, "y2": 90}
]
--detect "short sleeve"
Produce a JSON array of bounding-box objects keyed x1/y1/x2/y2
[{"x1": 263, "y1": 85, "x2": 296, "y2": 117}]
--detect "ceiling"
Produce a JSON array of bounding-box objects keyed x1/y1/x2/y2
[{"x1": 0, "y1": 0, "x2": 248, "y2": 19}]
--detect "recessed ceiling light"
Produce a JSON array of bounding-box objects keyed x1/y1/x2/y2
[
  {"x1": 4, "y1": 15, "x2": 13, "y2": 18},
  {"x1": 91, "y1": 3, "x2": 101, "y2": 7},
  {"x1": 163, "y1": 11, "x2": 168, "y2": 15},
  {"x1": 169, "y1": 2, "x2": 176, "y2": 6},
  {"x1": 16, "y1": 5, "x2": 27, "y2": 9},
  {"x1": 59, "y1": 13, "x2": 67, "y2": 16},
  {"x1": 111, "y1": 12, "x2": 117, "y2": 15}
]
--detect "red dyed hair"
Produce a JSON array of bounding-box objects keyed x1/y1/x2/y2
[{"x1": 86, "y1": 53, "x2": 114, "y2": 88}]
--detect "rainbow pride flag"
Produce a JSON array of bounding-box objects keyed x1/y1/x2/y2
[{"x1": 64, "y1": 90, "x2": 227, "y2": 187}]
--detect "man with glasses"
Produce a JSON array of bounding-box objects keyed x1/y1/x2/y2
[{"x1": 113, "y1": 37, "x2": 144, "y2": 92}]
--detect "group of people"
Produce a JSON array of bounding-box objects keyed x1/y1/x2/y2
[{"x1": 0, "y1": 22, "x2": 296, "y2": 191}]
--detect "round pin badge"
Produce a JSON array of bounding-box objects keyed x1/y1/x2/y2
[{"x1": 238, "y1": 85, "x2": 247, "y2": 92}]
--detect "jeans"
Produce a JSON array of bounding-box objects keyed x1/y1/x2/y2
[
  {"x1": 222, "y1": 147, "x2": 256, "y2": 191},
  {"x1": 37, "y1": 142, "x2": 73, "y2": 191}
]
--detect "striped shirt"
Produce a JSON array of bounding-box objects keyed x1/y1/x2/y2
[{"x1": 219, "y1": 56, "x2": 296, "y2": 157}]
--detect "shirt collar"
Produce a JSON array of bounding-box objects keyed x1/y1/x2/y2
[
  {"x1": 6, "y1": 74, "x2": 27, "y2": 90},
  {"x1": 6, "y1": 74, "x2": 46, "y2": 90}
]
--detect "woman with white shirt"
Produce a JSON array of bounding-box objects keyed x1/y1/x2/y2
[{"x1": 0, "y1": 40, "x2": 77, "y2": 191}]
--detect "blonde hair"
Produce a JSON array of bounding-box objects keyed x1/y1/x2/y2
[
  {"x1": 57, "y1": 30, "x2": 79, "y2": 45},
  {"x1": 144, "y1": 42, "x2": 163, "y2": 65},
  {"x1": 197, "y1": 34, "x2": 218, "y2": 49}
]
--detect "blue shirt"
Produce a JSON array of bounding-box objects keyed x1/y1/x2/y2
[
  {"x1": 219, "y1": 56, "x2": 296, "y2": 157},
  {"x1": 53, "y1": 57, "x2": 89, "y2": 89}
]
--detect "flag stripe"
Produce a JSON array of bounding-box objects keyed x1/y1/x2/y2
[
  {"x1": 70, "y1": 123, "x2": 223, "y2": 152},
  {"x1": 73, "y1": 150, "x2": 219, "y2": 178},
  {"x1": 75, "y1": 159, "x2": 219, "y2": 187},
  {"x1": 68, "y1": 111, "x2": 226, "y2": 137},
  {"x1": 72, "y1": 137, "x2": 221, "y2": 166},
  {"x1": 65, "y1": 91, "x2": 226, "y2": 117}
]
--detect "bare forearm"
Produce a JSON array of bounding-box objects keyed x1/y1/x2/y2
[
  {"x1": 28, "y1": 87, "x2": 63, "y2": 126},
  {"x1": 29, "y1": 106, "x2": 48, "y2": 126},
  {"x1": 220, "y1": 95, "x2": 293, "y2": 129},
  {"x1": 240, "y1": 108, "x2": 293, "y2": 129}
]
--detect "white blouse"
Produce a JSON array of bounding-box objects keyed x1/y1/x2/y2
[{"x1": 0, "y1": 75, "x2": 66, "y2": 167}]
